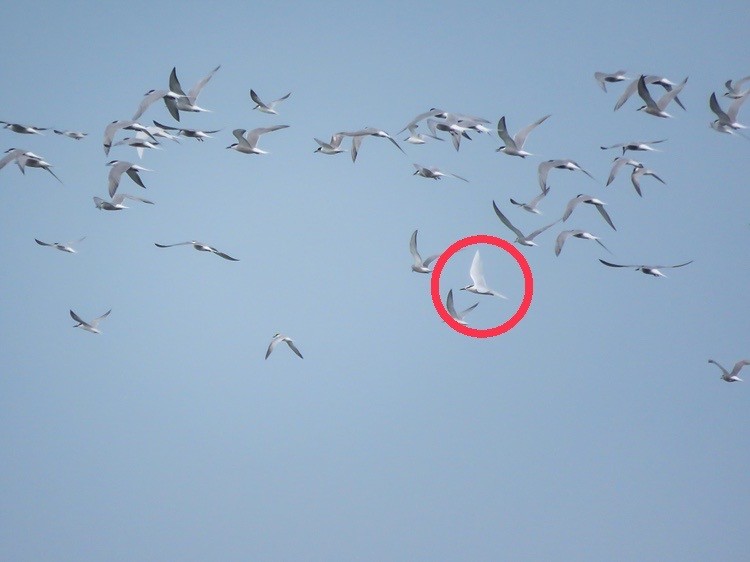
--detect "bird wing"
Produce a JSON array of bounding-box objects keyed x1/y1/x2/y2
[
  {"x1": 492, "y1": 201, "x2": 525, "y2": 239},
  {"x1": 562, "y1": 196, "x2": 583, "y2": 222},
  {"x1": 90, "y1": 309, "x2": 111, "y2": 327},
  {"x1": 595, "y1": 203, "x2": 616, "y2": 231},
  {"x1": 126, "y1": 167, "x2": 147, "y2": 189},
  {"x1": 469, "y1": 250, "x2": 486, "y2": 286},
  {"x1": 409, "y1": 230, "x2": 421, "y2": 263},
  {"x1": 187, "y1": 65, "x2": 220, "y2": 103},
  {"x1": 69, "y1": 309, "x2": 90, "y2": 327},
  {"x1": 527, "y1": 219, "x2": 560, "y2": 241},
  {"x1": 285, "y1": 339, "x2": 304, "y2": 359},
  {"x1": 496, "y1": 116, "x2": 515, "y2": 147},
  {"x1": 152, "y1": 120, "x2": 181, "y2": 132},
  {"x1": 168, "y1": 67, "x2": 187, "y2": 96},
  {"x1": 656, "y1": 77, "x2": 688, "y2": 111},
  {"x1": 213, "y1": 249, "x2": 239, "y2": 261},
  {"x1": 514, "y1": 114, "x2": 550, "y2": 148},
  {"x1": 265, "y1": 336, "x2": 281, "y2": 359},
  {"x1": 155, "y1": 242, "x2": 193, "y2": 248},
  {"x1": 446, "y1": 289, "x2": 459, "y2": 318},
  {"x1": 121, "y1": 194, "x2": 154, "y2": 205},
  {"x1": 636, "y1": 75, "x2": 658, "y2": 109},
  {"x1": 598, "y1": 259, "x2": 635, "y2": 268},
  {"x1": 727, "y1": 91, "x2": 750, "y2": 121},
  {"x1": 537, "y1": 160, "x2": 555, "y2": 190},
  {"x1": 249, "y1": 89, "x2": 266, "y2": 109},
  {"x1": 730, "y1": 360, "x2": 750, "y2": 377},
  {"x1": 35, "y1": 238, "x2": 53, "y2": 247},
  {"x1": 132, "y1": 90, "x2": 166, "y2": 121},
  {"x1": 555, "y1": 230, "x2": 573, "y2": 256}
]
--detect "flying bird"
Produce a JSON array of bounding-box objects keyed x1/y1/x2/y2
[
  {"x1": 495, "y1": 114, "x2": 550, "y2": 157},
  {"x1": 106, "y1": 160, "x2": 152, "y2": 197},
  {"x1": 600, "y1": 139, "x2": 667, "y2": 154},
  {"x1": 631, "y1": 166, "x2": 665, "y2": 197},
  {"x1": 537, "y1": 159, "x2": 594, "y2": 190},
  {"x1": 460, "y1": 250, "x2": 507, "y2": 298},
  {"x1": 510, "y1": 185, "x2": 550, "y2": 214},
  {"x1": 339, "y1": 128, "x2": 405, "y2": 162},
  {"x1": 708, "y1": 359, "x2": 750, "y2": 382},
  {"x1": 403, "y1": 123, "x2": 443, "y2": 144},
  {"x1": 636, "y1": 75, "x2": 688, "y2": 118},
  {"x1": 167, "y1": 65, "x2": 221, "y2": 119},
  {"x1": 70, "y1": 309, "x2": 111, "y2": 334},
  {"x1": 555, "y1": 230, "x2": 610, "y2": 256},
  {"x1": 0, "y1": 121, "x2": 47, "y2": 135},
  {"x1": 724, "y1": 76, "x2": 750, "y2": 99},
  {"x1": 154, "y1": 241, "x2": 239, "y2": 261},
  {"x1": 313, "y1": 133, "x2": 347, "y2": 155},
  {"x1": 16, "y1": 152, "x2": 62, "y2": 183},
  {"x1": 606, "y1": 157, "x2": 643, "y2": 186},
  {"x1": 226, "y1": 125, "x2": 289, "y2": 154},
  {"x1": 562, "y1": 194, "x2": 616, "y2": 230},
  {"x1": 614, "y1": 75, "x2": 687, "y2": 112},
  {"x1": 103, "y1": 120, "x2": 156, "y2": 155},
  {"x1": 594, "y1": 70, "x2": 629, "y2": 92},
  {"x1": 597, "y1": 259, "x2": 692, "y2": 277},
  {"x1": 132, "y1": 89, "x2": 179, "y2": 121},
  {"x1": 250, "y1": 89, "x2": 291, "y2": 115},
  {"x1": 53, "y1": 129, "x2": 87, "y2": 140},
  {"x1": 493, "y1": 201, "x2": 559, "y2": 246},
  {"x1": 265, "y1": 333, "x2": 303, "y2": 359},
  {"x1": 709, "y1": 91, "x2": 748, "y2": 131},
  {"x1": 35, "y1": 237, "x2": 86, "y2": 253},
  {"x1": 445, "y1": 289, "x2": 478, "y2": 326},
  {"x1": 412, "y1": 163, "x2": 468, "y2": 182},
  {"x1": 93, "y1": 193, "x2": 154, "y2": 210},
  {"x1": 409, "y1": 230, "x2": 439, "y2": 273},
  {"x1": 152, "y1": 120, "x2": 220, "y2": 141}
]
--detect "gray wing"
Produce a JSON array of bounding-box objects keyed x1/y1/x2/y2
[
  {"x1": 656, "y1": 77, "x2": 687, "y2": 110},
  {"x1": 397, "y1": 109, "x2": 444, "y2": 134},
  {"x1": 710, "y1": 93, "x2": 730, "y2": 121},
  {"x1": 492, "y1": 201, "x2": 525, "y2": 239},
  {"x1": 537, "y1": 160, "x2": 556, "y2": 190},
  {"x1": 249, "y1": 89, "x2": 266, "y2": 109},
  {"x1": 265, "y1": 337, "x2": 280, "y2": 359},
  {"x1": 598, "y1": 259, "x2": 635, "y2": 268},
  {"x1": 132, "y1": 89, "x2": 166, "y2": 120},
  {"x1": 727, "y1": 91, "x2": 750, "y2": 121},
  {"x1": 285, "y1": 339, "x2": 303, "y2": 359},
  {"x1": 555, "y1": 230, "x2": 574, "y2": 256},
  {"x1": 496, "y1": 116, "x2": 515, "y2": 146},
  {"x1": 730, "y1": 360, "x2": 750, "y2": 377},
  {"x1": 409, "y1": 229, "x2": 421, "y2": 261},
  {"x1": 636, "y1": 75, "x2": 658, "y2": 108},
  {"x1": 386, "y1": 135, "x2": 406, "y2": 155},
  {"x1": 607, "y1": 157, "x2": 629, "y2": 186},
  {"x1": 562, "y1": 196, "x2": 583, "y2": 222},
  {"x1": 120, "y1": 194, "x2": 154, "y2": 204},
  {"x1": 35, "y1": 238, "x2": 53, "y2": 247},
  {"x1": 645, "y1": 260, "x2": 694, "y2": 269},
  {"x1": 187, "y1": 65, "x2": 220, "y2": 103},
  {"x1": 69, "y1": 309, "x2": 89, "y2": 326},
  {"x1": 528, "y1": 185, "x2": 551, "y2": 207},
  {"x1": 155, "y1": 242, "x2": 194, "y2": 248},
  {"x1": 351, "y1": 135, "x2": 364, "y2": 162},
  {"x1": 168, "y1": 67, "x2": 187, "y2": 96},
  {"x1": 152, "y1": 120, "x2": 181, "y2": 132},
  {"x1": 213, "y1": 250, "x2": 239, "y2": 261},
  {"x1": 91, "y1": 309, "x2": 111, "y2": 327},
  {"x1": 514, "y1": 114, "x2": 550, "y2": 147},
  {"x1": 527, "y1": 219, "x2": 560, "y2": 241},
  {"x1": 614, "y1": 78, "x2": 641, "y2": 111},
  {"x1": 595, "y1": 204, "x2": 617, "y2": 231}
]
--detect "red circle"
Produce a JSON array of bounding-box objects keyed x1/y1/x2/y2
[{"x1": 430, "y1": 234, "x2": 534, "y2": 338}]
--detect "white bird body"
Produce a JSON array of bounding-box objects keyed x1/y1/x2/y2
[
  {"x1": 227, "y1": 125, "x2": 289, "y2": 154},
  {"x1": 724, "y1": 76, "x2": 750, "y2": 99},
  {"x1": 493, "y1": 201, "x2": 559, "y2": 247},
  {"x1": 314, "y1": 133, "x2": 346, "y2": 155},
  {"x1": 631, "y1": 166, "x2": 665, "y2": 197},
  {"x1": 54, "y1": 129, "x2": 87, "y2": 140},
  {"x1": 460, "y1": 250, "x2": 507, "y2": 298},
  {"x1": 167, "y1": 65, "x2": 220, "y2": 118},
  {"x1": 250, "y1": 89, "x2": 291, "y2": 115},
  {"x1": 496, "y1": 114, "x2": 550, "y2": 157},
  {"x1": 265, "y1": 333, "x2": 303, "y2": 359},
  {"x1": 94, "y1": 193, "x2": 154, "y2": 210},
  {"x1": 70, "y1": 309, "x2": 111, "y2": 334},
  {"x1": 35, "y1": 236, "x2": 86, "y2": 253},
  {"x1": 710, "y1": 92, "x2": 748, "y2": 130},
  {"x1": 446, "y1": 289, "x2": 478, "y2": 326},
  {"x1": 708, "y1": 359, "x2": 750, "y2": 382},
  {"x1": 412, "y1": 163, "x2": 468, "y2": 182},
  {"x1": 0, "y1": 121, "x2": 47, "y2": 135}
]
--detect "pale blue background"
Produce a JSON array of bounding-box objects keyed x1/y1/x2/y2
[{"x1": 1, "y1": 1, "x2": 749, "y2": 560}]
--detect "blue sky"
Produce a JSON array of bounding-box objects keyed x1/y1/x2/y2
[{"x1": 1, "y1": 1, "x2": 749, "y2": 560}]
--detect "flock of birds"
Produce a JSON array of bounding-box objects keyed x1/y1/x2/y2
[{"x1": 1, "y1": 65, "x2": 747, "y2": 376}]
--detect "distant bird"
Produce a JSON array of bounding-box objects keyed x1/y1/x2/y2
[
  {"x1": 313, "y1": 133, "x2": 346, "y2": 155},
  {"x1": 397, "y1": 108, "x2": 451, "y2": 135},
  {"x1": 154, "y1": 241, "x2": 239, "y2": 261},
  {"x1": 598, "y1": 259, "x2": 693, "y2": 277},
  {"x1": 445, "y1": 289, "x2": 478, "y2": 326},
  {"x1": 614, "y1": 75, "x2": 687, "y2": 112},
  {"x1": 70, "y1": 309, "x2": 111, "y2": 334},
  {"x1": 636, "y1": 75, "x2": 688, "y2": 118},
  {"x1": 403, "y1": 123, "x2": 443, "y2": 144},
  {"x1": 594, "y1": 70, "x2": 629, "y2": 92},
  {"x1": 708, "y1": 359, "x2": 750, "y2": 383},
  {"x1": 426, "y1": 118, "x2": 471, "y2": 151},
  {"x1": 0, "y1": 148, "x2": 27, "y2": 172},
  {"x1": 495, "y1": 114, "x2": 550, "y2": 157},
  {"x1": 53, "y1": 129, "x2": 87, "y2": 140},
  {"x1": 112, "y1": 136, "x2": 161, "y2": 156},
  {"x1": 339, "y1": 128, "x2": 406, "y2": 162},
  {"x1": 709, "y1": 92, "x2": 748, "y2": 131},
  {"x1": 562, "y1": 194, "x2": 616, "y2": 231},
  {"x1": 16, "y1": 152, "x2": 62, "y2": 183},
  {"x1": 103, "y1": 120, "x2": 156, "y2": 155},
  {"x1": 606, "y1": 157, "x2": 643, "y2": 186},
  {"x1": 510, "y1": 185, "x2": 550, "y2": 214},
  {"x1": 167, "y1": 65, "x2": 221, "y2": 119},
  {"x1": 600, "y1": 139, "x2": 667, "y2": 154},
  {"x1": 132, "y1": 89, "x2": 178, "y2": 121},
  {"x1": 460, "y1": 250, "x2": 507, "y2": 298},
  {"x1": 409, "y1": 229, "x2": 439, "y2": 273},
  {"x1": 0, "y1": 121, "x2": 47, "y2": 135},
  {"x1": 493, "y1": 201, "x2": 559, "y2": 246},
  {"x1": 35, "y1": 236, "x2": 86, "y2": 253},
  {"x1": 226, "y1": 125, "x2": 289, "y2": 155},
  {"x1": 537, "y1": 159, "x2": 594, "y2": 190},
  {"x1": 724, "y1": 76, "x2": 750, "y2": 99},
  {"x1": 265, "y1": 333, "x2": 303, "y2": 359},
  {"x1": 555, "y1": 230, "x2": 610, "y2": 256},
  {"x1": 93, "y1": 193, "x2": 154, "y2": 210},
  {"x1": 250, "y1": 89, "x2": 291, "y2": 115},
  {"x1": 106, "y1": 160, "x2": 151, "y2": 197},
  {"x1": 412, "y1": 163, "x2": 468, "y2": 182},
  {"x1": 152, "y1": 120, "x2": 220, "y2": 142},
  {"x1": 631, "y1": 166, "x2": 665, "y2": 197}
]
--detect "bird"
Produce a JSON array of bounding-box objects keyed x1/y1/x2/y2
[
  {"x1": 106, "y1": 160, "x2": 152, "y2": 197},
  {"x1": 313, "y1": 133, "x2": 346, "y2": 155},
  {"x1": 636, "y1": 75, "x2": 688, "y2": 118},
  {"x1": 426, "y1": 118, "x2": 471, "y2": 151},
  {"x1": 614, "y1": 75, "x2": 687, "y2": 112},
  {"x1": 35, "y1": 237, "x2": 86, "y2": 253},
  {"x1": 396, "y1": 108, "x2": 449, "y2": 135},
  {"x1": 562, "y1": 194, "x2": 616, "y2": 231},
  {"x1": 598, "y1": 259, "x2": 693, "y2": 277},
  {"x1": 226, "y1": 125, "x2": 289, "y2": 154},
  {"x1": 412, "y1": 163, "x2": 468, "y2": 182},
  {"x1": 250, "y1": 89, "x2": 291, "y2": 115},
  {"x1": 0, "y1": 121, "x2": 47, "y2": 135},
  {"x1": 460, "y1": 250, "x2": 507, "y2": 298},
  {"x1": 555, "y1": 230, "x2": 610, "y2": 256},
  {"x1": 103, "y1": 120, "x2": 156, "y2": 155},
  {"x1": 631, "y1": 166, "x2": 665, "y2": 197},
  {"x1": 492, "y1": 201, "x2": 559, "y2": 246},
  {"x1": 112, "y1": 136, "x2": 161, "y2": 155},
  {"x1": 152, "y1": 120, "x2": 220, "y2": 142},
  {"x1": 93, "y1": 193, "x2": 154, "y2": 210},
  {"x1": 265, "y1": 333, "x2": 303, "y2": 359},
  {"x1": 537, "y1": 159, "x2": 594, "y2": 190},
  {"x1": 606, "y1": 157, "x2": 643, "y2": 186},
  {"x1": 16, "y1": 152, "x2": 62, "y2": 183},
  {"x1": 495, "y1": 114, "x2": 550, "y2": 157},
  {"x1": 339, "y1": 128, "x2": 406, "y2": 162},
  {"x1": 0, "y1": 148, "x2": 27, "y2": 172},
  {"x1": 53, "y1": 129, "x2": 87, "y2": 140},
  {"x1": 510, "y1": 185, "x2": 551, "y2": 214},
  {"x1": 403, "y1": 123, "x2": 443, "y2": 144},
  {"x1": 154, "y1": 241, "x2": 239, "y2": 261},
  {"x1": 445, "y1": 289, "x2": 478, "y2": 326},
  {"x1": 708, "y1": 359, "x2": 750, "y2": 383},
  {"x1": 132, "y1": 89, "x2": 179, "y2": 121},
  {"x1": 167, "y1": 65, "x2": 221, "y2": 119},
  {"x1": 709, "y1": 92, "x2": 748, "y2": 131},
  {"x1": 70, "y1": 309, "x2": 111, "y2": 334},
  {"x1": 409, "y1": 230, "x2": 439, "y2": 273},
  {"x1": 594, "y1": 70, "x2": 629, "y2": 92},
  {"x1": 724, "y1": 76, "x2": 750, "y2": 99},
  {"x1": 600, "y1": 139, "x2": 667, "y2": 154}
]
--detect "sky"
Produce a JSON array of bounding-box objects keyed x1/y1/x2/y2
[{"x1": 1, "y1": 1, "x2": 749, "y2": 560}]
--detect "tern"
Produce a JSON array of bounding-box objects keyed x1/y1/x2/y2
[
  {"x1": 510, "y1": 185, "x2": 550, "y2": 214},
  {"x1": 426, "y1": 118, "x2": 470, "y2": 151},
  {"x1": 562, "y1": 194, "x2": 616, "y2": 230},
  {"x1": 53, "y1": 129, "x2": 87, "y2": 140},
  {"x1": 594, "y1": 70, "x2": 629, "y2": 92},
  {"x1": 724, "y1": 76, "x2": 750, "y2": 99},
  {"x1": 538, "y1": 159, "x2": 594, "y2": 190},
  {"x1": 600, "y1": 139, "x2": 667, "y2": 154},
  {"x1": 103, "y1": 120, "x2": 156, "y2": 155},
  {"x1": 226, "y1": 125, "x2": 289, "y2": 154},
  {"x1": 495, "y1": 114, "x2": 550, "y2": 157},
  {"x1": 339, "y1": 128, "x2": 406, "y2": 162},
  {"x1": 631, "y1": 166, "x2": 665, "y2": 197},
  {"x1": 396, "y1": 108, "x2": 449, "y2": 135},
  {"x1": 0, "y1": 148, "x2": 27, "y2": 171},
  {"x1": 35, "y1": 236, "x2": 86, "y2": 253},
  {"x1": 409, "y1": 229, "x2": 439, "y2": 273},
  {"x1": 636, "y1": 75, "x2": 688, "y2": 118},
  {"x1": 132, "y1": 89, "x2": 179, "y2": 121},
  {"x1": 403, "y1": 123, "x2": 443, "y2": 144},
  {"x1": 606, "y1": 157, "x2": 643, "y2": 186},
  {"x1": 167, "y1": 65, "x2": 220, "y2": 119},
  {"x1": 106, "y1": 160, "x2": 151, "y2": 197},
  {"x1": 0, "y1": 121, "x2": 47, "y2": 135},
  {"x1": 154, "y1": 241, "x2": 239, "y2": 261},
  {"x1": 250, "y1": 89, "x2": 291, "y2": 115},
  {"x1": 16, "y1": 153, "x2": 62, "y2": 183},
  {"x1": 709, "y1": 92, "x2": 748, "y2": 130},
  {"x1": 412, "y1": 163, "x2": 468, "y2": 182},
  {"x1": 493, "y1": 201, "x2": 559, "y2": 246},
  {"x1": 94, "y1": 193, "x2": 154, "y2": 210},
  {"x1": 614, "y1": 75, "x2": 687, "y2": 112},
  {"x1": 555, "y1": 230, "x2": 610, "y2": 256},
  {"x1": 460, "y1": 250, "x2": 507, "y2": 298},
  {"x1": 70, "y1": 309, "x2": 111, "y2": 334},
  {"x1": 265, "y1": 333, "x2": 303, "y2": 359},
  {"x1": 313, "y1": 133, "x2": 346, "y2": 155},
  {"x1": 598, "y1": 259, "x2": 692, "y2": 277},
  {"x1": 708, "y1": 359, "x2": 750, "y2": 383},
  {"x1": 152, "y1": 120, "x2": 220, "y2": 141},
  {"x1": 446, "y1": 289, "x2": 478, "y2": 326}
]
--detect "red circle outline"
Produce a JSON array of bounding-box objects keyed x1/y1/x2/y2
[{"x1": 430, "y1": 235, "x2": 534, "y2": 338}]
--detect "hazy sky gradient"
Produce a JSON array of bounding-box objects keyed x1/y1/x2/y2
[{"x1": 1, "y1": 2, "x2": 749, "y2": 560}]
